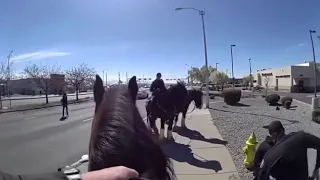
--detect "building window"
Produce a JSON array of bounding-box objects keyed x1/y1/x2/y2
[
  {"x1": 253, "y1": 80, "x2": 257, "y2": 83},
  {"x1": 261, "y1": 73, "x2": 273, "y2": 76},
  {"x1": 275, "y1": 75, "x2": 290, "y2": 78}
]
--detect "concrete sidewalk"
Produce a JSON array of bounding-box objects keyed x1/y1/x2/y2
[{"x1": 161, "y1": 108, "x2": 240, "y2": 180}]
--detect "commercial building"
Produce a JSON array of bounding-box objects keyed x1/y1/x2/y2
[
  {"x1": 252, "y1": 61, "x2": 320, "y2": 93},
  {"x1": 1, "y1": 74, "x2": 67, "y2": 95}
]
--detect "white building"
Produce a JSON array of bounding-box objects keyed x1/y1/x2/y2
[
  {"x1": 253, "y1": 61, "x2": 320, "y2": 93},
  {"x1": 135, "y1": 77, "x2": 188, "y2": 85}
]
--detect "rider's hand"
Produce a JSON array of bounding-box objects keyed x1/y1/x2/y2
[{"x1": 82, "y1": 166, "x2": 139, "y2": 180}]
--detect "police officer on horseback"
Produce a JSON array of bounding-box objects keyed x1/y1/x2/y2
[
  {"x1": 150, "y1": 73, "x2": 166, "y2": 95},
  {"x1": 149, "y1": 72, "x2": 167, "y2": 105}
]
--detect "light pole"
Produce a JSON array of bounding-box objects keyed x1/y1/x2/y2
[
  {"x1": 7, "y1": 50, "x2": 13, "y2": 109},
  {"x1": 230, "y1": 45, "x2": 236, "y2": 90},
  {"x1": 105, "y1": 69, "x2": 108, "y2": 87},
  {"x1": 216, "y1": 62, "x2": 219, "y2": 71},
  {"x1": 310, "y1": 30, "x2": 317, "y2": 98},
  {"x1": 103, "y1": 71, "x2": 105, "y2": 86},
  {"x1": 176, "y1": 7, "x2": 210, "y2": 108},
  {"x1": 249, "y1": 58, "x2": 252, "y2": 90}
]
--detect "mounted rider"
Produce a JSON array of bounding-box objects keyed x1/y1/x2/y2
[{"x1": 149, "y1": 72, "x2": 167, "y2": 106}]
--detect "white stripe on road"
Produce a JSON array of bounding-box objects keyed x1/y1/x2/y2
[
  {"x1": 24, "y1": 117, "x2": 36, "y2": 120},
  {"x1": 83, "y1": 118, "x2": 93, "y2": 122}
]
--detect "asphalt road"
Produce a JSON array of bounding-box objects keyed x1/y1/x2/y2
[
  {"x1": 1, "y1": 93, "x2": 94, "y2": 109},
  {"x1": 0, "y1": 99, "x2": 148, "y2": 174}
]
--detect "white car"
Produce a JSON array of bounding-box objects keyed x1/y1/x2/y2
[{"x1": 137, "y1": 90, "x2": 148, "y2": 100}]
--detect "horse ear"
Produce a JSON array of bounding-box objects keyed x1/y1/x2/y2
[
  {"x1": 128, "y1": 76, "x2": 138, "y2": 103},
  {"x1": 94, "y1": 75, "x2": 105, "y2": 112}
]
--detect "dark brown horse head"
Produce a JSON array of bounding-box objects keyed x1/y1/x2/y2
[
  {"x1": 188, "y1": 89, "x2": 203, "y2": 109},
  {"x1": 89, "y1": 75, "x2": 175, "y2": 180}
]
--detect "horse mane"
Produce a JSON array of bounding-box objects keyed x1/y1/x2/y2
[{"x1": 89, "y1": 75, "x2": 175, "y2": 180}]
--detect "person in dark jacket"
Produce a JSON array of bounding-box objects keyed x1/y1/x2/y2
[
  {"x1": 0, "y1": 166, "x2": 139, "y2": 180},
  {"x1": 61, "y1": 92, "x2": 68, "y2": 117},
  {"x1": 258, "y1": 120, "x2": 320, "y2": 180},
  {"x1": 149, "y1": 73, "x2": 166, "y2": 95},
  {"x1": 253, "y1": 136, "x2": 274, "y2": 180},
  {"x1": 149, "y1": 73, "x2": 167, "y2": 106}
]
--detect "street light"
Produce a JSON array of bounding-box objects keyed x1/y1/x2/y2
[
  {"x1": 230, "y1": 45, "x2": 236, "y2": 90},
  {"x1": 175, "y1": 7, "x2": 210, "y2": 108},
  {"x1": 215, "y1": 62, "x2": 219, "y2": 71},
  {"x1": 310, "y1": 30, "x2": 317, "y2": 98},
  {"x1": 7, "y1": 50, "x2": 13, "y2": 109},
  {"x1": 249, "y1": 58, "x2": 252, "y2": 90}
]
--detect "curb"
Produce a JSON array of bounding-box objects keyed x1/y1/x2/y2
[
  {"x1": 0, "y1": 98, "x2": 94, "y2": 114},
  {"x1": 293, "y1": 99, "x2": 311, "y2": 108}
]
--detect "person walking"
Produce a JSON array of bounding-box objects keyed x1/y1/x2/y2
[
  {"x1": 258, "y1": 120, "x2": 320, "y2": 180},
  {"x1": 61, "y1": 92, "x2": 68, "y2": 118}
]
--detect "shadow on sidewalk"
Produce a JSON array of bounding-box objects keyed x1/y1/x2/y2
[
  {"x1": 162, "y1": 143, "x2": 222, "y2": 172},
  {"x1": 173, "y1": 126, "x2": 228, "y2": 145}
]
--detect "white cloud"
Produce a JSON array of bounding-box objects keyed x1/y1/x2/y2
[
  {"x1": 11, "y1": 51, "x2": 72, "y2": 62},
  {"x1": 298, "y1": 43, "x2": 306, "y2": 47}
]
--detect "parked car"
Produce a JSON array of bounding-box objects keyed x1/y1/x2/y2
[{"x1": 137, "y1": 90, "x2": 148, "y2": 100}]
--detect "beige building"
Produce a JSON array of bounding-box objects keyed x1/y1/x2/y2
[{"x1": 253, "y1": 61, "x2": 320, "y2": 93}]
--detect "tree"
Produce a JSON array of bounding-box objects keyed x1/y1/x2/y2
[
  {"x1": 209, "y1": 71, "x2": 229, "y2": 91},
  {"x1": 188, "y1": 65, "x2": 216, "y2": 84},
  {"x1": 65, "y1": 63, "x2": 95, "y2": 100},
  {"x1": 243, "y1": 74, "x2": 254, "y2": 88},
  {"x1": 24, "y1": 64, "x2": 61, "y2": 103},
  {"x1": 263, "y1": 76, "x2": 271, "y2": 96}
]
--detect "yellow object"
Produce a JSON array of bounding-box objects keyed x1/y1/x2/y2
[{"x1": 242, "y1": 131, "x2": 258, "y2": 169}]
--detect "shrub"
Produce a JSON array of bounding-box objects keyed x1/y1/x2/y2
[
  {"x1": 222, "y1": 89, "x2": 241, "y2": 105},
  {"x1": 265, "y1": 94, "x2": 280, "y2": 105},
  {"x1": 281, "y1": 96, "x2": 293, "y2": 105},
  {"x1": 281, "y1": 96, "x2": 293, "y2": 109},
  {"x1": 284, "y1": 100, "x2": 292, "y2": 109}
]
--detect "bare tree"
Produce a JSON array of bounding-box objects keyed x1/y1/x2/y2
[
  {"x1": 24, "y1": 64, "x2": 61, "y2": 104},
  {"x1": 264, "y1": 76, "x2": 271, "y2": 96},
  {"x1": 65, "y1": 63, "x2": 95, "y2": 100}
]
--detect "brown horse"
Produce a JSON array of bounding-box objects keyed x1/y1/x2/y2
[{"x1": 89, "y1": 75, "x2": 175, "y2": 180}]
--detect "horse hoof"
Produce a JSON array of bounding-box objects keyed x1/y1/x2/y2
[{"x1": 167, "y1": 137, "x2": 175, "y2": 142}]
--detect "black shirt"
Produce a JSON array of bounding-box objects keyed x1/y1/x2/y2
[
  {"x1": 150, "y1": 79, "x2": 166, "y2": 94},
  {"x1": 253, "y1": 136, "x2": 274, "y2": 179},
  {"x1": 258, "y1": 131, "x2": 320, "y2": 180}
]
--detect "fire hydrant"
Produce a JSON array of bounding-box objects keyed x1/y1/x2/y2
[{"x1": 243, "y1": 132, "x2": 258, "y2": 170}]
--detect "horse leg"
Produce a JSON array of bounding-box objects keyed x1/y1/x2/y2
[
  {"x1": 173, "y1": 114, "x2": 178, "y2": 127},
  {"x1": 167, "y1": 117, "x2": 175, "y2": 141},
  {"x1": 159, "y1": 118, "x2": 165, "y2": 141},
  {"x1": 149, "y1": 115, "x2": 159, "y2": 135},
  {"x1": 181, "y1": 106, "x2": 188, "y2": 128}
]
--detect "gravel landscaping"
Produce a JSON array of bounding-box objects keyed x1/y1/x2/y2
[{"x1": 209, "y1": 96, "x2": 320, "y2": 180}]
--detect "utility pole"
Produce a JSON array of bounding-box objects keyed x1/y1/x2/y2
[
  {"x1": 249, "y1": 58, "x2": 252, "y2": 90},
  {"x1": 310, "y1": 30, "x2": 317, "y2": 98},
  {"x1": 230, "y1": 45, "x2": 236, "y2": 90},
  {"x1": 7, "y1": 51, "x2": 13, "y2": 109}
]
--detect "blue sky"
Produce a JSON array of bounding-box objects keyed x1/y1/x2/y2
[{"x1": 1, "y1": 0, "x2": 320, "y2": 83}]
